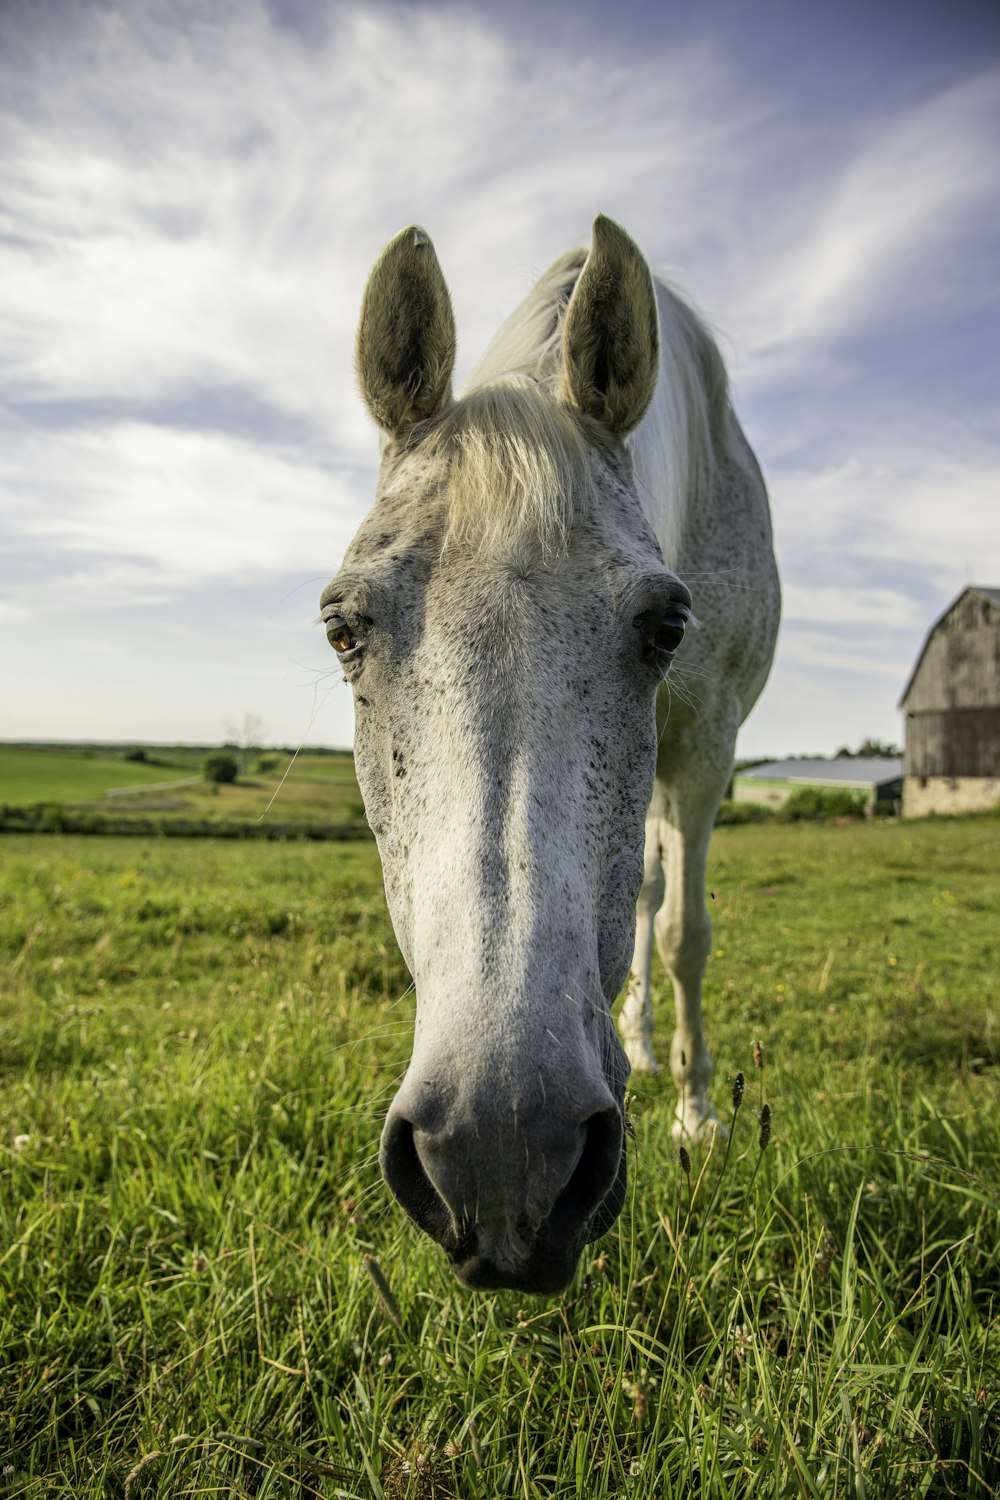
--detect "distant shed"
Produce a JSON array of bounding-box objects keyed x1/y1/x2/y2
[
  {"x1": 898, "y1": 585, "x2": 1000, "y2": 817},
  {"x1": 732, "y1": 758, "x2": 903, "y2": 812}
]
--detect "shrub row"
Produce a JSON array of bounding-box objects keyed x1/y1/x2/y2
[
  {"x1": 716, "y1": 785, "x2": 872, "y2": 825},
  {"x1": 0, "y1": 803, "x2": 373, "y2": 841}
]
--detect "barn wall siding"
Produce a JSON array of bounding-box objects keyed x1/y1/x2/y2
[
  {"x1": 901, "y1": 593, "x2": 999, "y2": 714},
  {"x1": 902, "y1": 776, "x2": 1000, "y2": 818},
  {"x1": 904, "y1": 707, "x2": 1000, "y2": 778}
]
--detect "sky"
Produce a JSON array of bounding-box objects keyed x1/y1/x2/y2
[{"x1": 1, "y1": 0, "x2": 998, "y2": 758}]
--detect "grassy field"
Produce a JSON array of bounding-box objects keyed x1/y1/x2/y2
[
  {"x1": 0, "y1": 817, "x2": 998, "y2": 1497},
  {"x1": 0, "y1": 746, "x2": 365, "y2": 830},
  {"x1": 0, "y1": 747, "x2": 199, "y2": 803}
]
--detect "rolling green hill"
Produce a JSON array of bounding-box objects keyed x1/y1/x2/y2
[{"x1": 0, "y1": 743, "x2": 366, "y2": 833}]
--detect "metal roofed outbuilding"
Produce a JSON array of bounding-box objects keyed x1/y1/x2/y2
[{"x1": 732, "y1": 758, "x2": 903, "y2": 813}]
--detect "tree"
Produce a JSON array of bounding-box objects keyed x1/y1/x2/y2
[
  {"x1": 203, "y1": 751, "x2": 239, "y2": 784},
  {"x1": 835, "y1": 737, "x2": 901, "y2": 759},
  {"x1": 224, "y1": 713, "x2": 266, "y2": 776}
]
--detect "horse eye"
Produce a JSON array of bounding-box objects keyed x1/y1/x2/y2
[
  {"x1": 633, "y1": 611, "x2": 686, "y2": 656},
  {"x1": 325, "y1": 615, "x2": 357, "y2": 653}
]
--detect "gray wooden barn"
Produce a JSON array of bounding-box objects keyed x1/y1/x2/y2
[{"x1": 898, "y1": 585, "x2": 1000, "y2": 817}]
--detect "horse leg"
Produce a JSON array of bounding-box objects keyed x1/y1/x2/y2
[
  {"x1": 655, "y1": 766, "x2": 731, "y2": 1140},
  {"x1": 618, "y1": 799, "x2": 667, "y2": 1073}
]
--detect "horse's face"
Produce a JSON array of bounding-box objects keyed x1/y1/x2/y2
[{"x1": 323, "y1": 219, "x2": 689, "y2": 1293}]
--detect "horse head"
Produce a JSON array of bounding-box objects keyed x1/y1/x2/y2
[{"x1": 322, "y1": 217, "x2": 690, "y2": 1292}]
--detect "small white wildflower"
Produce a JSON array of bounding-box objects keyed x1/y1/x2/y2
[
  {"x1": 733, "y1": 1323, "x2": 752, "y2": 1354},
  {"x1": 13, "y1": 1135, "x2": 30, "y2": 1151}
]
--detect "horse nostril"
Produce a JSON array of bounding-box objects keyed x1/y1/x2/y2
[
  {"x1": 379, "y1": 1112, "x2": 455, "y2": 1245},
  {"x1": 555, "y1": 1106, "x2": 625, "y2": 1234}
]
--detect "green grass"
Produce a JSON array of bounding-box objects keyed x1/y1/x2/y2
[
  {"x1": 0, "y1": 818, "x2": 998, "y2": 1497},
  {"x1": 142, "y1": 753, "x2": 365, "y2": 826},
  {"x1": 0, "y1": 747, "x2": 197, "y2": 803},
  {"x1": 0, "y1": 746, "x2": 365, "y2": 829}
]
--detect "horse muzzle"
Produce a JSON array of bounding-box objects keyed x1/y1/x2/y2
[{"x1": 379, "y1": 1087, "x2": 627, "y2": 1294}]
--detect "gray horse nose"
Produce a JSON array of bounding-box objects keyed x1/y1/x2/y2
[{"x1": 379, "y1": 1083, "x2": 625, "y2": 1291}]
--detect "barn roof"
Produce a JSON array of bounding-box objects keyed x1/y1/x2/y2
[
  {"x1": 736, "y1": 757, "x2": 903, "y2": 788},
  {"x1": 898, "y1": 585, "x2": 1000, "y2": 708}
]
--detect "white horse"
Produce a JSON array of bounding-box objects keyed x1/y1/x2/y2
[{"x1": 322, "y1": 217, "x2": 779, "y2": 1293}]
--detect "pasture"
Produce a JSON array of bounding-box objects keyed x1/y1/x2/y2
[
  {"x1": 1, "y1": 817, "x2": 998, "y2": 1497},
  {"x1": 0, "y1": 745, "x2": 366, "y2": 832},
  {"x1": 0, "y1": 747, "x2": 199, "y2": 804}
]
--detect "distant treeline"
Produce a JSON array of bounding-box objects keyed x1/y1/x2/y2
[{"x1": 0, "y1": 742, "x2": 354, "y2": 771}]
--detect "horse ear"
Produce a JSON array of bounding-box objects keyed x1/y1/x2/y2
[
  {"x1": 357, "y1": 226, "x2": 456, "y2": 435},
  {"x1": 562, "y1": 215, "x2": 659, "y2": 437}
]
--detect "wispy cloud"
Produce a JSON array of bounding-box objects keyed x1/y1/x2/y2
[
  {"x1": 780, "y1": 585, "x2": 926, "y2": 631},
  {"x1": 1, "y1": 420, "x2": 368, "y2": 609},
  {"x1": 726, "y1": 73, "x2": 1000, "y2": 383},
  {"x1": 770, "y1": 428, "x2": 1000, "y2": 589}
]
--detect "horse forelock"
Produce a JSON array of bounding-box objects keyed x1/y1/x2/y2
[{"x1": 412, "y1": 378, "x2": 613, "y2": 554}]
